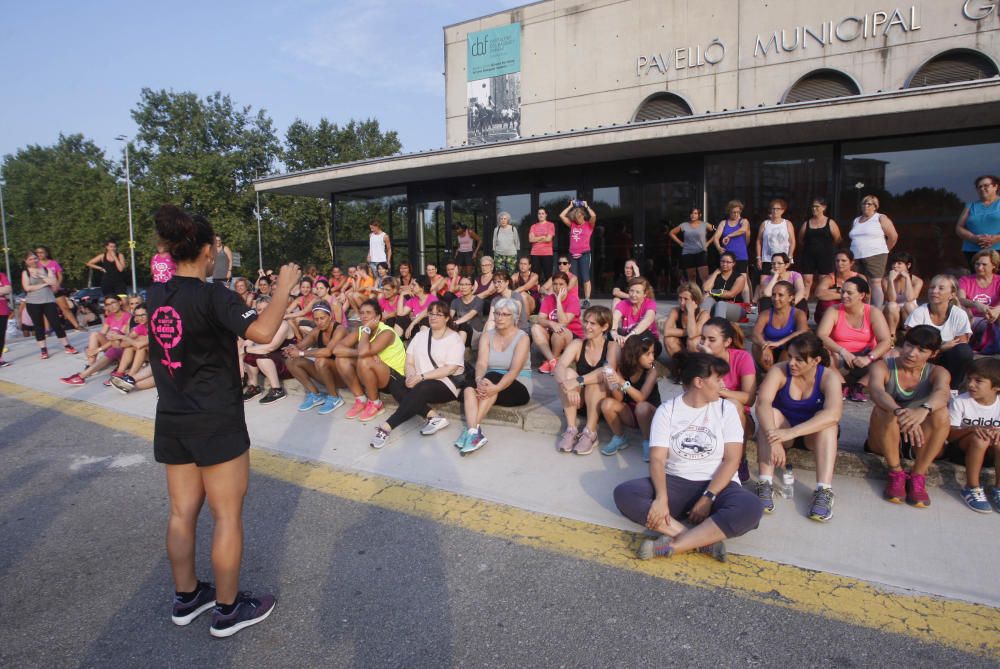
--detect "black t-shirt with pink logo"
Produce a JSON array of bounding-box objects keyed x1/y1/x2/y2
[{"x1": 147, "y1": 276, "x2": 258, "y2": 438}]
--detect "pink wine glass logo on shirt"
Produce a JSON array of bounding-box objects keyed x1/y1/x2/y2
[{"x1": 151, "y1": 306, "x2": 183, "y2": 376}]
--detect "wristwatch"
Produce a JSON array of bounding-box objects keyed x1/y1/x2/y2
[
  {"x1": 702, "y1": 490, "x2": 717, "y2": 502},
  {"x1": 919, "y1": 402, "x2": 933, "y2": 411},
  {"x1": 621, "y1": 381, "x2": 632, "y2": 392},
  {"x1": 576, "y1": 375, "x2": 585, "y2": 387}
]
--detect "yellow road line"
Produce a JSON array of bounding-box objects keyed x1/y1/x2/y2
[{"x1": 2, "y1": 379, "x2": 998, "y2": 658}]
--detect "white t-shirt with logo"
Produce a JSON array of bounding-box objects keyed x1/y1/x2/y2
[
  {"x1": 948, "y1": 392, "x2": 1000, "y2": 429},
  {"x1": 904, "y1": 305, "x2": 972, "y2": 343},
  {"x1": 650, "y1": 396, "x2": 744, "y2": 483}
]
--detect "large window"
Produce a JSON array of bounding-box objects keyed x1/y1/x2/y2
[
  {"x1": 592, "y1": 186, "x2": 634, "y2": 294},
  {"x1": 539, "y1": 190, "x2": 577, "y2": 257},
  {"x1": 416, "y1": 201, "x2": 446, "y2": 270},
  {"x1": 840, "y1": 129, "x2": 1000, "y2": 275},
  {"x1": 496, "y1": 193, "x2": 532, "y2": 256},
  {"x1": 333, "y1": 188, "x2": 407, "y2": 269}
]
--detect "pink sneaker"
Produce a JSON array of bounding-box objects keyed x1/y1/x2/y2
[
  {"x1": 60, "y1": 373, "x2": 85, "y2": 386},
  {"x1": 883, "y1": 469, "x2": 906, "y2": 504},
  {"x1": 538, "y1": 358, "x2": 557, "y2": 374},
  {"x1": 907, "y1": 473, "x2": 931, "y2": 508},
  {"x1": 573, "y1": 429, "x2": 598, "y2": 455},
  {"x1": 556, "y1": 426, "x2": 579, "y2": 452},
  {"x1": 358, "y1": 400, "x2": 385, "y2": 422},
  {"x1": 344, "y1": 397, "x2": 367, "y2": 420}
]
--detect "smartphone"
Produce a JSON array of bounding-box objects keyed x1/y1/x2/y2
[{"x1": 572, "y1": 199, "x2": 583, "y2": 207}]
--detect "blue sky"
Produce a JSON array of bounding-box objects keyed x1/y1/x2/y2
[{"x1": 0, "y1": 0, "x2": 510, "y2": 167}]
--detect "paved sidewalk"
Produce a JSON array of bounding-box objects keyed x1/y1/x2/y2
[{"x1": 2, "y1": 329, "x2": 999, "y2": 608}]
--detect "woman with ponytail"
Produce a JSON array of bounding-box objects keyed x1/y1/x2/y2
[{"x1": 147, "y1": 204, "x2": 301, "y2": 638}]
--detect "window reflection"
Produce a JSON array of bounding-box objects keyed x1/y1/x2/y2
[
  {"x1": 496, "y1": 193, "x2": 532, "y2": 254},
  {"x1": 592, "y1": 186, "x2": 633, "y2": 294}
]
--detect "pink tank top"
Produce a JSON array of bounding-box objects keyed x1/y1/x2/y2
[
  {"x1": 831, "y1": 304, "x2": 876, "y2": 354},
  {"x1": 457, "y1": 232, "x2": 474, "y2": 253}
]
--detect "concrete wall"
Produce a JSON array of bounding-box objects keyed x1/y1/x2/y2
[{"x1": 444, "y1": 0, "x2": 1000, "y2": 146}]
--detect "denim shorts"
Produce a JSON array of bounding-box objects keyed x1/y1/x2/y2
[{"x1": 570, "y1": 252, "x2": 592, "y2": 283}]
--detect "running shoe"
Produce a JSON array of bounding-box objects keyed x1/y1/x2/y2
[
  {"x1": 60, "y1": 373, "x2": 85, "y2": 386},
  {"x1": 344, "y1": 397, "x2": 367, "y2": 419},
  {"x1": 317, "y1": 394, "x2": 344, "y2": 415},
  {"x1": 841, "y1": 385, "x2": 850, "y2": 400},
  {"x1": 297, "y1": 392, "x2": 325, "y2": 412},
  {"x1": 358, "y1": 400, "x2": 385, "y2": 422},
  {"x1": 556, "y1": 426, "x2": 579, "y2": 452},
  {"x1": 103, "y1": 376, "x2": 113, "y2": 387},
  {"x1": 600, "y1": 433, "x2": 629, "y2": 456},
  {"x1": 754, "y1": 480, "x2": 775, "y2": 514},
  {"x1": 209, "y1": 591, "x2": 276, "y2": 639},
  {"x1": 581, "y1": 299, "x2": 591, "y2": 309},
  {"x1": 0, "y1": 359, "x2": 11, "y2": 368},
  {"x1": 538, "y1": 358, "x2": 558, "y2": 374},
  {"x1": 110, "y1": 374, "x2": 135, "y2": 395},
  {"x1": 697, "y1": 541, "x2": 728, "y2": 563},
  {"x1": 460, "y1": 429, "x2": 488, "y2": 455},
  {"x1": 171, "y1": 581, "x2": 216, "y2": 626},
  {"x1": 573, "y1": 428, "x2": 598, "y2": 455},
  {"x1": 809, "y1": 487, "x2": 835, "y2": 522},
  {"x1": 883, "y1": 469, "x2": 907, "y2": 504},
  {"x1": 40, "y1": 348, "x2": 49, "y2": 360},
  {"x1": 638, "y1": 536, "x2": 673, "y2": 560},
  {"x1": 109, "y1": 370, "x2": 125, "y2": 380},
  {"x1": 242, "y1": 385, "x2": 262, "y2": 402},
  {"x1": 906, "y1": 473, "x2": 931, "y2": 508},
  {"x1": 454, "y1": 428, "x2": 470, "y2": 449},
  {"x1": 259, "y1": 388, "x2": 287, "y2": 405},
  {"x1": 370, "y1": 427, "x2": 390, "y2": 449},
  {"x1": 961, "y1": 486, "x2": 992, "y2": 513},
  {"x1": 988, "y1": 486, "x2": 1000, "y2": 512},
  {"x1": 64, "y1": 345, "x2": 79, "y2": 355},
  {"x1": 420, "y1": 415, "x2": 449, "y2": 436},
  {"x1": 848, "y1": 384, "x2": 867, "y2": 403}
]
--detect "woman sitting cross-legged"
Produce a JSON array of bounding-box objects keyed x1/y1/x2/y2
[
  {"x1": 532, "y1": 271, "x2": 583, "y2": 374},
  {"x1": 554, "y1": 306, "x2": 619, "y2": 455},
  {"x1": 613, "y1": 351, "x2": 764, "y2": 562},
  {"x1": 240, "y1": 296, "x2": 295, "y2": 405},
  {"x1": 459, "y1": 297, "x2": 532, "y2": 455},
  {"x1": 753, "y1": 332, "x2": 844, "y2": 522},
  {"x1": 600, "y1": 335, "x2": 662, "y2": 457},
  {"x1": 865, "y1": 325, "x2": 951, "y2": 508},
  {"x1": 751, "y1": 280, "x2": 810, "y2": 373},
  {"x1": 450, "y1": 276, "x2": 485, "y2": 347},
  {"x1": 333, "y1": 298, "x2": 408, "y2": 423},
  {"x1": 369, "y1": 301, "x2": 465, "y2": 449},
  {"x1": 662, "y1": 282, "x2": 710, "y2": 360},
  {"x1": 756, "y1": 252, "x2": 807, "y2": 313}
]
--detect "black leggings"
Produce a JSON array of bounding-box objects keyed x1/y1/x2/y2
[
  {"x1": 0, "y1": 315, "x2": 7, "y2": 355},
  {"x1": 937, "y1": 343, "x2": 974, "y2": 390},
  {"x1": 483, "y1": 371, "x2": 530, "y2": 406},
  {"x1": 531, "y1": 255, "x2": 554, "y2": 281},
  {"x1": 386, "y1": 378, "x2": 456, "y2": 429},
  {"x1": 25, "y1": 302, "x2": 65, "y2": 341}
]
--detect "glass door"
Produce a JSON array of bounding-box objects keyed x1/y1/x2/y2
[{"x1": 642, "y1": 181, "x2": 698, "y2": 295}]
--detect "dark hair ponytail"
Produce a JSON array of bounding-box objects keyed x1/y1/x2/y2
[
  {"x1": 155, "y1": 204, "x2": 213, "y2": 263},
  {"x1": 675, "y1": 350, "x2": 730, "y2": 387}
]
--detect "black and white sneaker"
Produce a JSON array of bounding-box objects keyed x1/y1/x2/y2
[
  {"x1": 110, "y1": 374, "x2": 135, "y2": 395},
  {"x1": 171, "y1": 581, "x2": 216, "y2": 626},
  {"x1": 259, "y1": 388, "x2": 287, "y2": 405},
  {"x1": 419, "y1": 415, "x2": 449, "y2": 435},
  {"x1": 209, "y1": 591, "x2": 276, "y2": 638},
  {"x1": 242, "y1": 385, "x2": 261, "y2": 402}
]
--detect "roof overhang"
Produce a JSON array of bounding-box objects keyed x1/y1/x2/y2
[{"x1": 255, "y1": 80, "x2": 1000, "y2": 198}]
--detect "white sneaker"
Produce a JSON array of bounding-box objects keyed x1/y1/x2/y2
[{"x1": 420, "y1": 415, "x2": 449, "y2": 436}]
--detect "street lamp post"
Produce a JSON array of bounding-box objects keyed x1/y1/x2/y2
[
  {"x1": 0, "y1": 177, "x2": 10, "y2": 283},
  {"x1": 115, "y1": 135, "x2": 138, "y2": 295},
  {"x1": 254, "y1": 169, "x2": 263, "y2": 272}
]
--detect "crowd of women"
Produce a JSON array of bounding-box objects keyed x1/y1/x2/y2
[{"x1": 0, "y1": 178, "x2": 997, "y2": 592}]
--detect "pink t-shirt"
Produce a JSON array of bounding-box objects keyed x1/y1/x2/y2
[
  {"x1": 132, "y1": 323, "x2": 148, "y2": 337},
  {"x1": 530, "y1": 221, "x2": 555, "y2": 256},
  {"x1": 721, "y1": 348, "x2": 755, "y2": 393},
  {"x1": 615, "y1": 297, "x2": 659, "y2": 339},
  {"x1": 405, "y1": 294, "x2": 438, "y2": 317},
  {"x1": 568, "y1": 221, "x2": 594, "y2": 257},
  {"x1": 378, "y1": 296, "x2": 397, "y2": 316},
  {"x1": 40, "y1": 259, "x2": 63, "y2": 276},
  {"x1": 105, "y1": 311, "x2": 131, "y2": 335},
  {"x1": 959, "y1": 274, "x2": 1000, "y2": 314},
  {"x1": 150, "y1": 253, "x2": 176, "y2": 283},
  {"x1": 0, "y1": 273, "x2": 10, "y2": 317},
  {"x1": 540, "y1": 292, "x2": 583, "y2": 338}
]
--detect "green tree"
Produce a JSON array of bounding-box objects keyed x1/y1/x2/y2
[
  {"x1": 1, "y1": 133, "x2": 123, "y2": 288},
  {"x1": 129, "y1": 88, "x2": 279, "y2": 272},
  {"x1": 263, "y1": 118, "x2": 401, "y2": 270}
]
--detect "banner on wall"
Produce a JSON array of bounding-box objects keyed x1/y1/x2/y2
[{"x1": 467, "y1": 23, "x2": 521, "y2": 146}]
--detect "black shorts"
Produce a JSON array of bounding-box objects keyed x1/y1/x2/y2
[
  {"x1": 680, "y1": 252, "x2": 707, "y2": 270},
  {"x1": 456, "y1": 251, "x2": 475, "y2": 267},
  {"x1": 154, "y1": 430, "x2": 250, "y2": 467},
  {"x1": 798, "y1": 248, "x2": 834, "y2": 275}
]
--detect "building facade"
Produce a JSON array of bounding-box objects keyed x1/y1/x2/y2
[{"x1": 257, "y1": 0, "x2": 1000, "y2": 295}]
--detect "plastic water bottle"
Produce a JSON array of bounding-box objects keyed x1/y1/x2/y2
[
  {"x1": 603, "y1": 365, "x2": 617, "y2": 390},
  {"x1": 780, "y1": 464, "x2": 795, "y2": 499}
]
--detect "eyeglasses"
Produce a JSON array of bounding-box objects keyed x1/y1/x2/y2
[
  {"x1": 134, "y1": 313, "x2": 148, "y2": 318},
  {"x1": 427, "y1": 311, "x2": 446, "y2": 318},
  {"x1": 495, "y1": 311, "x2": 514, "y2": 318}
]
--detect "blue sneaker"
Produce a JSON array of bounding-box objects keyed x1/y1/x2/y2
[
  {"x1": 962, "y1": 486, "x2": 993, "y2": 513},
  {"x1": 297, "y1": 392, "x2": 324, "y2": 412},
  {"x1": 642, "y1": 440, "x2": 650, "y2": 462},
  {"x1": 600, "y1": 434, "x2": 629, "y2": 456},
  {"x1": 755, "y1": 480, "x2": 775, "y2": 514},
  {"x1": 454, "y1": 428, "x2": 470, "y2": 449},
  {"x1": 809, "y1": 487, "x2": 835, "y2": 522},
  {"x1": 317, "y1": 394, "x2": 344, "y2": 415},
  {"x1": 638, "y1": 536, "x2": 673, "y2": 560},
  {"x1": 989, "y1": 487, "x2": 1000, "y2": 513},
  {"x1": 460, "y1": 429, "x2": 488, "y2": 455}
]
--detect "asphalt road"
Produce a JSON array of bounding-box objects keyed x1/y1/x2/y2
[{"x1": 0, "y1": 394, "x2": 994, "y2": 668}]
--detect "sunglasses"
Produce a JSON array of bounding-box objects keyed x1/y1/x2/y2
[{"x1": 558, "y1": 261, "x2": 570, "y2": 265}]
